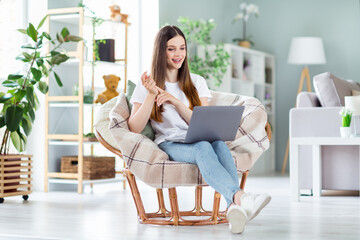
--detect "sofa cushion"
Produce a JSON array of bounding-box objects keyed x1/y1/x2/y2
[
  {"x1": 313, "y1": 72, "x2": 360, "y2": 107},
  {"x1": 125, "y1": 80, "x2": 155, "y2": 140}
]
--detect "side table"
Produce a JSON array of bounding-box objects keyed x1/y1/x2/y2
[{"x1": 290, "y1": 137, "x2": 360, "y2": 202}]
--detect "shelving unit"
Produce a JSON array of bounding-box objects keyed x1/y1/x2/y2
[
  {"x1": 200, "y1": 44, "x2": 276, "y2": 174},
  {"x1": 44, "y1": 7, "x2": 129, "y2": 193}
]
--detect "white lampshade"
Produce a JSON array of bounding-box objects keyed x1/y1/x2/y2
[
  {"x1": 345, "y1": 96, "x2": 360, "y2": 116},
  {"x1": 288, "y1": 37, "x2": 326, "y2": 65}
]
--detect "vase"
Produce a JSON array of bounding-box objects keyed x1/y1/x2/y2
[
  {"x1": 340, "y1": 126, "x2": 351, "y2": 138},
  {"x1": 238, "y1": 40, "x2": 251, "y2": 48}
]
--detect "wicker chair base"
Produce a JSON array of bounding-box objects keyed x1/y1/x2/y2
[
  {"x1": 94, "y1": 130, "x2": 255, "y2": 226},
  {"x1": 124, "y1": 168, "x2": 249, "y2": 226}
]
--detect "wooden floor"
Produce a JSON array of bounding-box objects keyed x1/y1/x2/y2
[{"x1": 0, "y1": 174, "x2": 359, "y2": 240}]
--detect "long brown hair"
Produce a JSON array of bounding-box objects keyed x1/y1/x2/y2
[{"x1": 150, "y1": 25, "x2": 201, "y2": 122}]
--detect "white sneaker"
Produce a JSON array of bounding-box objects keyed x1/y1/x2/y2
[
  {"x1": 240, "y1": 193, "x2": 271, "y2": 221},
  {"x1": 226, "y1": 205, "x2": 247, "y2": 234}
]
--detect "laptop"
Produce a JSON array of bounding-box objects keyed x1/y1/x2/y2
[{"x1": 181, "y1": 106, "x2": 245, "y2": 143}]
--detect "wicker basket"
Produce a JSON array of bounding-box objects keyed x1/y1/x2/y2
[{"x1": 61, "y1": 156, "x2": 115, "y2": 180}]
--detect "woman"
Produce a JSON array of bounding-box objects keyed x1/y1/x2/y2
[{"x1": 128, "y1": 25, "x2": 270, "y2": 234}]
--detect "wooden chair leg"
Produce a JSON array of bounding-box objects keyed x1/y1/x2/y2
[
  {"x1": 168, "y1": 188, "x2": 180, "y2": 225},
  {"x1": 240, "y1": 170, "x2": 249, "y2": 191},
  {"x1": 195, "y1": 186, "x2": 202, "y2": 216},
  {"x1": 124, "y1": 168, "x2": 147, "y2": 222},
  {"x1": 210, "y1": 191, "x2": 221, "y2": 223},
  {"x1": 156, "y1": 188, "x2": 167, "y2": 216}
]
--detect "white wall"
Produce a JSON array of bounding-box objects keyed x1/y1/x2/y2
[{"x1": 26, "y1": 0, "x2": 48, "y2": 191}]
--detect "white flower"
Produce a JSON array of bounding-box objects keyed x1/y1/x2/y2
[
  {"x1": 244, "y1": 14, "x2": 249, "y2": 22},
  {"x1": 240, "y1": 3, "x2": 247, "y2": 10},
  {"x1": 246, "y1": 4, "x2": 259, "y2": 14},
  {"x1": 234, "y1": 13, "x2": 244, "y2": 20}
]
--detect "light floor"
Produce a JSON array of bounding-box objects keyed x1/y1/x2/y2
[{"x1": 0, "y1": 174, "x2": 359, "y2": 240}]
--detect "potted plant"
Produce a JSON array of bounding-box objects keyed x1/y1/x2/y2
[
  {"x1": 232, "y1": 2, "x2": 260, "y2": 48},
  {"x1": 177, "y1": 17, "x2": 230, "y2": 88},
  {"x1": 0, "y1": 15, "x2": 82, "y2": 203},
  {"x1": 339, "y1": 107, "x2": 352, "y2": 137}
]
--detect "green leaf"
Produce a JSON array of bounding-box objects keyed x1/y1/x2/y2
[
  {"x1": 42, "y1": 32, "x2": 51, "y2": 40},
  {"x1": 14, "y1": 89, "x2": 26, "y2": 102},
  {"x1": 2, "y1": 80, "x2": 19, "y2": 88},
  {"x1": 41, "y1": 64, "x2": 49, "y2": 77},
  {"x1": 61, "y1": 27, "x2": 70, "y2": 39},
  {"x1": 34, "y1": 93, "x2": 40, "y2": 110},
  {"x1": 0, "y1": 116, "x2": 5, "y2": 128},
  {"x1": 10, "y1": 130, "x2": 26, "y2": 152},
  {"x1": 50, "y1": 51, "x2": 60, "y2": 56},
  {"x1": 51, "y1": 54, "x2": 69, "y2": 65},
  {"x1": 21, "y1": 117, "x2": 31, "y2": 136},
  {"x1": 0, "y1": 93, "x2": 13, "y2": 103},
  {"x1": 17, "y1": 29, "x2": 28, "y2": 34},
  {"x1": 56, "y1": 33, "x2": 64, "y2": 43},
  {"x1": 8, "y1": 74, "x2": 23, "y2": 80},
  {"x1": 22, "y1": 52, "x2": 32, "y2": 61},
  {"x1": 27, "y1": 23, "x2": 38, "y2": 42},
  {"x1": 36, "y1": 58, "x2": 44, "y2": 67},
  {"x1": 31, "y1": 67, "x2": 42, "y2": 81},
  {"x1": 17, "y1": 128, "x2": 27, "y2": 144},
  {"x1": 27, "y1": 103, "x2": 35, "y2": 122},
  {"x1": 66, "y1": 35, "x2": 83, "y2": 42},
  {"x1": 17, "y1": 78, "x2": 30, "y2": 87},
  {"x1": 26, "y1": 87, "x2": 35, "y2": 107},
  {"x1": 37, "y1": 15, "x2": 48, "y2": 30},
  {"x1": 53, "y1": 72, "x2": 63, "y2": 87},
  {"x1": 37, "y1": 81, "x2": 48, "y2": 94},
  {"x1": 16, "y1": 55, "x2": 30, "y2": 63},
  {"x1": 21, "y1": 44, "x2": 35, "y2": 50},
  {"x1": 5, "y1": 105, "x2": 24, "y2": 132}
]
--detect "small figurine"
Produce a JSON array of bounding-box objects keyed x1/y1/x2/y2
[
  {"x1": 109, "y1": 4, "x2": 129, "y2": 24},
  {"x1": 95, "y1": 74, "x2": 121, "y2": 104}
]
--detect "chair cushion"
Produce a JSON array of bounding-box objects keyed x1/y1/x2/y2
[
  {"x1": 95, "y1": 91, "x2": 269, "y2": 189},
  {"x1": 313, "y1": 72, "x2": 360, "y2": 107}
]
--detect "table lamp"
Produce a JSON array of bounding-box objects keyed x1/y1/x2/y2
[
  {"x1": 345, "y1": 96, "x2": 360, "y2": 136},
  {"x1": 282, "y1": 37, "x2": 327, "y2": 174}
]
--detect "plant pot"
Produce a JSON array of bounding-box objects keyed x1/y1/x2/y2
[
  {"x1": 238, "y1": 40, "x2": 251, "y2": 48},
  {"x1": 0, "y1": 154, "x2": 32, "y2": 203},
  {"x1": 340, "y1": 126, "x2": 351, "y2": 138}
]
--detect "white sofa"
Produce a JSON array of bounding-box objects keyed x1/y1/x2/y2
[{"x1": 290, "y1": 72, "x2": 360, "y2": 191}]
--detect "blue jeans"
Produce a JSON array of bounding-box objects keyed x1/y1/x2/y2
[{"x1": 158, "y1": 140, "x2": 240, "y2": 207}]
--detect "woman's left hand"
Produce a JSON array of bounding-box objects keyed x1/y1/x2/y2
[{"x1": 155, "y1": 86, "x2": 180, "y2": 107}]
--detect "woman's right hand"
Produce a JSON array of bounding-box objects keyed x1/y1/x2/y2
[{"x1": 141, "y1": 71, "x2": 158, "y2": 95}]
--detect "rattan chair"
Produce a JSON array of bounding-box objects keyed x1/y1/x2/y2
[{"x1": 94, "y1": 93, "x2": 271, "y2": 226}]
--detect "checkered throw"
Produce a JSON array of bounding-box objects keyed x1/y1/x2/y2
[{"x1": 96, "y1": 91, "x2": 269, "y2": 188}]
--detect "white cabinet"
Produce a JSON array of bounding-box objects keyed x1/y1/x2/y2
[{"x1": 202, "y1": 44, "x2": 276, "y2": 174}]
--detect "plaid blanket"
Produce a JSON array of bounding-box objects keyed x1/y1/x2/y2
[{"x1": 96, "y1": 91, "x2": 269, "y2": 188}]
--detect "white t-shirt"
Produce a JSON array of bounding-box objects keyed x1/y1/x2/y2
[{"x1": 130, "y1": 73, "x2": 212, "y2": 144}]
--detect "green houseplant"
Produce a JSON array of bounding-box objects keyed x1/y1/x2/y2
[
  {"x1": 339, "y1": 107, "x2": 352, "y2": 137},
  {"x1": 0, "y1": 15, "x2": 82, "y2": 154},
  {"x1": 177, "y1": 17, "x2": 230, "y2": 88}
]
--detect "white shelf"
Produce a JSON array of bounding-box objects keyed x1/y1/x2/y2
[
  {"x1": 50, "y1": 14, "x2": 124, "y2": 27},
  {"x1": 62, "y1": 58, "x2": 126, "y2": 68},
  {"x1": 49, "y1": 103, "x2": 102, "y2": 108},
  {"x1": 48, "y1": 176, "x2": 125, "y2": 185},
  {"x1": 49, "y1": 140, "x2": 99, "y2": 146}
]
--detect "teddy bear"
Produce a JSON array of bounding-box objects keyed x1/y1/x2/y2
[
  {"x1": 94, "y1": 74, "x2": 121, "y2": 104},
  {"x1": 109, "y1": 4, "x2": 129, "y2": 24}
]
